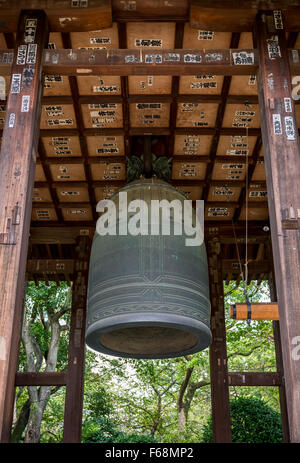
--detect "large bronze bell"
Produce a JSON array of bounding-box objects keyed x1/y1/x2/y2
[{"x1": 85, "y1": 178, "x2": 211, "y2": 358}]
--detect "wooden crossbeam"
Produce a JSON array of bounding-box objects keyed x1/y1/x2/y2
[
  {"x1": 26, "y1": 258, "x2": 271, "y2": 278},
  {"x1": 29, "y1": 200, "x2": 267, "y2": 210},
  {"x1": 15, "y1": 371, "x2": 67, "y2": 386},
  {"x1": 15, "y1": 371, "x2": 280, "y2": 387},
  {"x1": 34, "y1": 154, "x2": 261, "y2": 165},
  {"x1": 1, "y1": 48, "x2": 300, "y2": 76},
  {"x1": 29, "y1": 227, "x2": 94, "y2": 244},
  {"x1": 190, "y1": 1, "x2": 300, "y2": 31},
  {"x1": 14, "y1": 370, "x2": 281, "y2": 387},
  {"x1": 33, "y1": 179, "x2": 266, "y2": 189},
  {"x1": 35, "y1": 127, "x2": 266, "y2": 138},
  {"x1": 0, "y1": 1, "x2": 300, "y2": 32},
  {"x1": 28, "y1": 223, "x2": 269, "y2": 244},
  {"x1": 228, "y1": 371, "x2": 282, "y2": 387},
  {"x1": 27, "y1": 259, "x2": 75, "y2": 274},
  {"x1": 0, "y1": 48, "x2": 254, "y2": 76},
  {"x1": 0, "y1": 0, "x2": 112, "y2": 32},
  {"x1": 39, "y1": 94, "x2": 260, "y2": 105},
  {"x1": 222, "y1": 260, "x2": 271, "y2": 274}
]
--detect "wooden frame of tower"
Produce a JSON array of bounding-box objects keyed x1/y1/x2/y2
[{"x1": 0, "y1": 0, "x2": 299, "y2": 443}]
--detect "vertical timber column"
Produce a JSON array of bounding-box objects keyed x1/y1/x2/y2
[
  {"x1": 268, "y1": 272, "x2": 290, "y2": 442},
  {"x1": 254, "y1": 10, "x2": 300, "y2": 442},
  {"x1": 0, "y1": 10, "x2": 48, "y2": 442},
  {"x1": 208, "y1": 239, "x2": 232, "y2": 443},
  {"x1": 63, "y1": 237, "x2": 91, "y2": 443}
]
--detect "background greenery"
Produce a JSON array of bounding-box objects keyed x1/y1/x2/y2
[{"x1": 13, "y1": 279, "x2": 282, "y2": 443}]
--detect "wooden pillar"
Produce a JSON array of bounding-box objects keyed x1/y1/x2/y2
[
  {"x1": 208, "y1": 239, "x2": 232, "y2": 442},
  {"x1": 0, "y1": 10, "x2": 48, "y2": 442},
  {"x1": 63, "y1": 236, "x2": 91, "y2": 443},
  {"x1": 254, "y1": 10, "x2": 300, "y2": 442},
  {"x1": 268, "y1": 272, "x2": 290, "y2": 442}
]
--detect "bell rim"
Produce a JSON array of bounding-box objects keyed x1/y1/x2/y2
[{"x1": 85, "y1": 312, "x2": 212, "y2": 359}]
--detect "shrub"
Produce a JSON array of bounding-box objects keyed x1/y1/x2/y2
[
  {"x1": 202, "y1": 397, "x2": 282, "y2": 443},
  {"x1": 83, "y1": 417, "x2": 157, "y2": 443}
]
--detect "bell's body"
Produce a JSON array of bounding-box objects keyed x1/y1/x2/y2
[{"x1": 86, "y1": 178, "x2": 211, "y2": 358}]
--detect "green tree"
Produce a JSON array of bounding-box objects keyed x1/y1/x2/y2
[
  {"x1": 83, "y1": 416, "x2": 157, "y2": 443},
  {"x1": 12, "y1": 281, "x2": 71, "y2": 443},
  {"x1": 12, "y1": 279, "x2": 281, "y2": 444},
  {"x1": 84, "y1": 280, "x2": 279, "y2": 443},
  {"x1": 202, "y1": 397, "x2": 283, "y2": 443}
]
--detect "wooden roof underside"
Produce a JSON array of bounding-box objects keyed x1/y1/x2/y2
[{"x1": 1, "y1": 1, "x2": 298, "y2": 282}]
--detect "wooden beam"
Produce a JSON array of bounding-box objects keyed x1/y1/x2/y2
[
  {"x1": 15, "y1": 371, "x2": 67, "y2": 386},
  {"x1": 254, "y1": 10, "x2": 300, "y2": 443},
  {"x1": 228, "y1": 371, "x2": 282, "y2": 386},
  {"x1": 205, "y1": 222, "x2": 271, "y2": 238},
  {"x1": 0, "y1": 1, "x2": 112, "y2": 32},
  {"x1": 168, "y1": 23, "x2": 184, "y2": 157},
  {"x1": 113, "y1": 0, "x2": 189, "y2": 23},
  {"x1": 222, "y1": 260, "x2": 272, "y2": 275},
  {"x1": 208, "y1": 239, "x2": 232, "y2": 443},
  {"x1": 33, "y1": 179, "x2": 265, "y2": 190},
  {"x1": 202, "y1": 33, "x2": 241, "y2": 204},
  {"x1": 233, "y1": 136, "x2": 262, "y2": 223},
  {"x1": 29, "y1": 227, "x2": 94, "y2": 244},
  {"x1": 1, "y1": 1, "x2": 300, "y2": 32},
  {"x1": 2, "y1": 48, "x2": 300, "y2": 76},
  {"x1": 229, "y1": 302, "x2": 279, "y2": 320},
  {"x1": 28, "y1": 223, "x2": 270, "y2": 245},
  {"x1": 118, "y1": 23, "x2": 131, "y2": 161},
  {"x1": 61, "y1": 32, "x2": 98, "y2": 224},
  {"x1": 0, "y1": 10, "x2": 48, "y2": 443},
  {"x1": 42, "y1": 48, "x2": 258, "y2": 76},
  {"x1": 27, "y1": 259, "x2": 75, "y2": 274},
  {"x1": 38, "y1": 138, "x2": 63, "y2": 224},
  {"x1": 192, "y1": 0, "x2": 300, "y2": 6},
  {"x1": 63, "y1": 236, "x2": 90, "y2": 443},
  {"x1": 268, "y1": 271, "x2": 290, "y2": 442},
  {"x1": 190, "y1": 1, "x2": 300, "y2": 31}
]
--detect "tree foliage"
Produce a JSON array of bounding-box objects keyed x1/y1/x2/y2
[
  {"x1": 202, "y1": 397, "x2": 283, "y2": 443},
  {"x1": 13, "y1": 279, "x2": 282, "y2": 443}
]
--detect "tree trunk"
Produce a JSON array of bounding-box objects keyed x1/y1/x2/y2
[
  {"x1": 10, "y1": 399, "x2": 31, "y2": 443},
  {"x1": 177, "y1": 367, "x2": 193, "y2": 432},
  {"x1": 24, "y1": 393, "x2": 51, "y2": 443},
  {"x1": 150, "y1": 395, "x2": 161, "y2": 436},
  {"x1": 24, "y1": 403, "x2": 44, "y2": 443},
  {"x1": 178, "y1": 406, "x2": 186, "y2": 431},
  {"x1": 21, "y1": 311, "x2": 66, "y2": 442}
]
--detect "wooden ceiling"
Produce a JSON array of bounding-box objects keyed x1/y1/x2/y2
[{"x1": 1, "y1": 2, "x2": 299, "y2": 281}]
